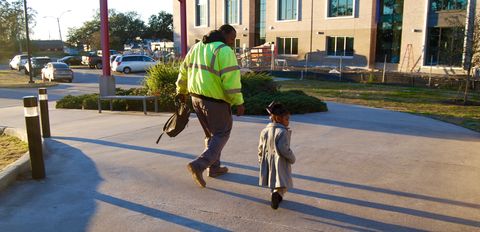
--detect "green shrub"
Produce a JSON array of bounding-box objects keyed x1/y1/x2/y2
[
  {"x1": 241, "y1": 72, "x2": 278, "y2": 97},
  {"x1": 244, "y1": 90, "x2": 328, "y2": 115},
  {"x1": 56, "y1": 89, "x2": 172, "y2": 112},
  {"x1": 144, "y1": 62, "x2": 179, "y2": 111},
  {"x1": 56, "y1": 71, "x2": 328, "y2": 115},
  {"x1": 82, "y1": 94, "x2": 100, "y2": 109},
  {"x1": 56, "y1": 95, "x2": 84, "y2": 109}
]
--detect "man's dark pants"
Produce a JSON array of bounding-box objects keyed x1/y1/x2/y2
[{"x1": 190, "y1": 96, "x2": 232, "y2": 172}]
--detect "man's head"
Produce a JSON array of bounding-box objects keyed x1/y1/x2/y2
[{"x1": 219, "y1": 24, "x2": 237, "y2": 47}]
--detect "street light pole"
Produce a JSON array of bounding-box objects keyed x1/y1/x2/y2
[
  {"x1": 23, "y1": 0, "x2": 34, "y2": 84},
  {"x1": 57, "y1": 18, "x2": 62, "y2": 42},
  {"x1": 44, "y1": 10, "x2": 71, "y2": 41}
]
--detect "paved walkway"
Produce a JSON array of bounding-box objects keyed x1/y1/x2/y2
[{"x1": 0, "y1": 102, "x2": 479, "y2": 231}]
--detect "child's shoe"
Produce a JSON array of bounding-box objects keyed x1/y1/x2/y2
[{"x1": 271, "y1": 192, "x2": 281, "y2": 209}]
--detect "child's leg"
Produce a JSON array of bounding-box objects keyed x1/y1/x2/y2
[{"x1": 273, "y1": 187, "x2": 287, "y2": 197}]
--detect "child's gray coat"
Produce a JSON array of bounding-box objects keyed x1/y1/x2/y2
[{"x1": 258, "y1": 122, "x2": 296, "y2": 189}]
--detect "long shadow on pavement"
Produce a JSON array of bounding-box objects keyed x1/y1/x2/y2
[
  {"x1": 95, "y1": 192, "x2": 230, "y2": 231},
  {"x1": 216, "y1": 173, "x2": 480, "y2": 228},
  {"x1": 0, "y1": 139, "x2": 230, "y2": 231},
  {"x1": 53, "y1": 136, "x2": 480, "y2": 212},
  {"x1": 0, "y1": 139, "x2": 100, "y2": 231},
  {"x1": 209, "y1": 188, "x2": 426, "y2": 232}
]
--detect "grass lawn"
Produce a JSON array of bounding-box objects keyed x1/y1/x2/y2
[
  {"x1": 280, "y1": 80, "x2": 480, "y2": 132},
  {"x1": 0, "y1": 69, "x2": 57, "y2": 88},
  {"x1": 0, "y1": 134, "x2": 28, "y2": 171}
]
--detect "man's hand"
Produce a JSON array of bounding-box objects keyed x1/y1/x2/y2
[
  {"x1": 177, "y1": 94, "x2": 187, "y2": 103},
  {"x1": 236, "y1": 104, "x2": 245, "y2": 116}
]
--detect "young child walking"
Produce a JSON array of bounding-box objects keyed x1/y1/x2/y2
[{"x1": 258, "y1": 102, "x2": 296, "y2": 209}]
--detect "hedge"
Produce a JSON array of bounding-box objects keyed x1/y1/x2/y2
[{"x1": 57, "y1": 64, "x2": 328, "y2": 114}]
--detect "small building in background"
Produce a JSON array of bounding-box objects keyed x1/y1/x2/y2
[{"x1": 31, "y1": 40, "x2": 64, "y2": 52}]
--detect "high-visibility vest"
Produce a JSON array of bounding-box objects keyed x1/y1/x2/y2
[{"x1": 176, "y1": 41, "x2": 244, "y2": 106}]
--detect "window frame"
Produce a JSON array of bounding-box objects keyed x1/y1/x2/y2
[
  {"x1": 276, "y1": 37, "x2": 299, "y2": 56},
  {"x1": 326, "y1": 36, "x2": 355, "y2": 58},
  {"x1": 276, "y1": 0, "x2": 300, "y2": 22},
  {"x1": 224, "y1": 0, "x2": 241, "y2": 25},
  {"x1": 326, "y1": 0, "x2": 356, "y2": 19},
  {"x1": 195, "y1": 0, "x2": 209, "y2": 28}
]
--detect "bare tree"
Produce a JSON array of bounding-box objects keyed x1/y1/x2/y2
[{"x1": 463, "y1": 14, "x2": 480, "y2": 104}]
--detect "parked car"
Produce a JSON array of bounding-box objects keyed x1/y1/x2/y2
[
  {"x1": 25, "y1": 57, "x2": 52, "y2": 76},
  {"x1": 81, "y1": 53, "x2": 103, "y2": 69},
  {"x1": 9, "y1": 54, "x2": 28, "y2": 71},
  {"x1": 97, "y1": 49, "x2": 118, "y2": 57},
  {"x1": 57, "y1": 56, "x2": 82, "y2": 66},
  {"x1": 111, "y1": 55, "x2": 157, "y2": 74},
  {"x1": 41, "y1": 62, "x2": 74, "y2": 82},
  {"x1": 110, "y1": 54, "x2": 118, "y2": 66}
]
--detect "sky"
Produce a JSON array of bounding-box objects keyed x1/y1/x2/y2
[{"x1": 24, "y1": 0, "x2": 173, "y2": 40}]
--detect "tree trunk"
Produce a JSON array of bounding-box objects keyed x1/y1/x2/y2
[{"x1": 464, "y1": 64, "x2": 473, "y2": 104}]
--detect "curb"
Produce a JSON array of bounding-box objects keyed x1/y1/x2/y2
[
  {"x1": 0, "y1": 82, "x2": 58, "y2": 89},
  {"x1": 0, "y1": 127, "x2": 49, "y2": 192}
]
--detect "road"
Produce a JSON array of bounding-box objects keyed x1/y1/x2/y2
[{"x1": 0, "y1": 67, "x2": 146, "y2": 108}]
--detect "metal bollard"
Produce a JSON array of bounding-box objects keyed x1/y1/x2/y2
[
  {"x1": 23, "y1": 96, "x2": 46, "y2": 179},
  {"x1": 38, "y1": 88, "x2": 50, "y2": 138}
]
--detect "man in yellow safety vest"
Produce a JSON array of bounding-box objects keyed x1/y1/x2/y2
[{"x1": 176, "y1": 24, "x2": 245, "y2": 188}]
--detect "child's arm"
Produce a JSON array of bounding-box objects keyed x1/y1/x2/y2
[
  {"x1": 257, "y1": 130, "x2": 265, "y2": 163},
  {"x1": 276, "y1": 129, "x2": 296, "y2": 164}
]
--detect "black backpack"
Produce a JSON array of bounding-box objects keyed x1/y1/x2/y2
[{"x1": 156, "y1": 99, "x2": 191, "y2": 144}]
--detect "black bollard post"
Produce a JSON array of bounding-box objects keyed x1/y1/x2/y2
[
  {"x1": 38, "y1": 88, "x2": 51, "y2": 138},
  {"x1": 23, "y1": 96, "x2": 46, "y2": 179}
]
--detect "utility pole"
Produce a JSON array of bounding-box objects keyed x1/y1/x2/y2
[
  {"x1": 23, "y1": 0, "x2": 34, "y2": 84},
  {"x1": 44, "y1": 10, "x2": 71, "y2": 41},
  {"x1": 57, "y1": 18, "x2": 62, "y2": 42}
]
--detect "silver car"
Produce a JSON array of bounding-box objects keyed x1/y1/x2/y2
[
  {"x1": 41, "y1": 62, "x2": 74, "y2": 83},
  {"x1": 9, "y1": 54, "x2": 28, "y2": 71}
]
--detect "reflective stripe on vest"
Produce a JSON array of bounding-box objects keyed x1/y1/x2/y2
[
  {"x1": 224, "y1": 88, "x2": 242, "y2": 95},
  {"x1": 219, "y1": 65, "x2": 240, "y2": 76},
  {"x1": 186, "y1": 44, "x2": 228, "y2": 78}
]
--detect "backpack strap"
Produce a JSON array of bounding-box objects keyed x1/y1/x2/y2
[{"x1": 155, "y1": 132, "x2": 164, "y2": 144}]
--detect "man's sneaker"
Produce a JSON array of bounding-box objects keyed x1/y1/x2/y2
[
  {"x1": 271, "y1": 192, "x2": 281, "y2": 209},
  {"x1": 207, "y1": 166, "x2": 229, "y2": 178},
  {"x1": 187, "y1": 163, "x2": 206, "y2": 188}
]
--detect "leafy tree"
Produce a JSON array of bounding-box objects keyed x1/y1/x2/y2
[
  {"x1": 0, "y1": 0, "x2": 36, "y2": 57},
  {"x1": 463, "y1": 15, "x2": 480, "y2": 104},
  {"x1": 145, "y1": 11, "x2": 173, "y2": 41},
  {"x1": 109, "y1": 11, "x2": 146, "y2": 49},
  {"x1": 67, "y1": 10, "x2": 147, "y2": 51}
]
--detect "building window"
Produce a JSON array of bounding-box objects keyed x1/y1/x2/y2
[
  {"x1": 327, "y1": 36, "x2": 354, "y2": 57},
  {"x1": 196, "y1": 0, "x2": 208, "y2": 26},
  {"x1": 430, "y1": 0, "x2": 467, "y2": 11},
  {"x1": 255, "y1": 0, "x2": 266, "y2": 46},
  {"x1": 375, "y1": 0, "x2": 404, "y2": 63},
  {"x1": 277, "y1": 37, "x2": 298, "y2": 55},
  {"x1": 425, "y1": 27, "x2": 464, "y2": 66},
  {"x1": 328, "y1": 0, "x2": 354, "y2": 17},
  {"x1": 235, "y1": 39, "x2": 241, "y2": 48},
  {"x1": 277, "y1": 0, "x2": 298, "y2": 21},
  {"x1": 225, "y1": 0, "x2": 240, "y2": 24}
]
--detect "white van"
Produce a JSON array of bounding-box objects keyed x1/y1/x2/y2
[
  {"x1": 111, "y1": 55, "x2": 157, "y2": 74},
  {"x1": 9, "y1": 54, "x2": 28, "y2": 71}
]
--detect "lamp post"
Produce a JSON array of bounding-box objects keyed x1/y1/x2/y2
[
  {"x1": 43, "y1": 10, "x2": 71, "y2": 41},
  {"x1": 23, "y1": 0, "x2": 33, "y2": 84}
]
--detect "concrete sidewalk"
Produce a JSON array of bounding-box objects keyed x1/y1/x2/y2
[{"x1": 0, "y1": 103, "x2": 479, "y2": 231}]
